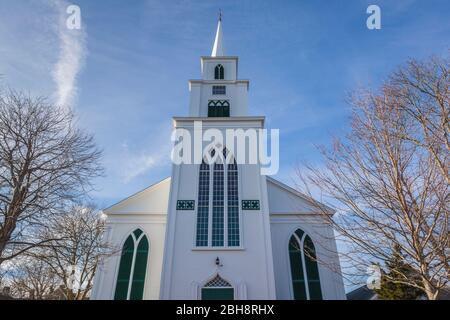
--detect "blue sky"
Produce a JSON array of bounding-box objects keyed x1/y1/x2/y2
[{"x1": 0, "y1": 0, "x2": 449, "y2": 209}]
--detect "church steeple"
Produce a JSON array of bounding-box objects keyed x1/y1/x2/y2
[
  {"x1": 211, "y1": 11, "x2": 224, "y2": 57},
  {"x1": 188, "y1": 14, "x2": 249, "y2": 117}
]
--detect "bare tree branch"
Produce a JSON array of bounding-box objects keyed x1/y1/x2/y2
[
  {"x1": 0, "y1": 90, "x2": 103, "y2": 265},
  {"x1": 297, "y1": 54, "x2": 449, "y2": 300}
]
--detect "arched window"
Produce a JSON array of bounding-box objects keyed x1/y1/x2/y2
[
  {"x1": 201, "y1": 275, "x2": 234, "y2": 300},
  {"x1": 196, "y1": 148, "x2": 240, "y2": 247},
  {"x1": 214, "y1": 64, "x2": 224, "y2": 80},
  {"x1": 288, "y1": 229, "x2": 322, "y2": 300},
  {"x1": 114, "y1": 229, "x2": 149, "y2": 300}
]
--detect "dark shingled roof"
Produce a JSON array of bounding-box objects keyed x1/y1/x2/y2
[{"x1": 346, "y1": 285, "x2": 377, "y2": 300}]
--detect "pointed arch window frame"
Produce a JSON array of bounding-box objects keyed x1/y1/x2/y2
[
  {"x1": 214, "y1": 64, "x2": 225, "y2": 80},
  {"x1": 194, "y1": 148, "x2": 243, "y2": 249},
  {"x1": 114, "y1": 229, "x2": 150, "y2": 300},
  {"x1": 287, "y1": 229, "x2": 323, "y2": 300}
]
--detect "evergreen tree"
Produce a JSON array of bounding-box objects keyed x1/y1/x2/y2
[{"x1": 376, "y1": 244, "x2": 424, "y2": 300}]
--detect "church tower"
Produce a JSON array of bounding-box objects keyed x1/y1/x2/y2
[{"x1": 159, "y1": 17, "x2": 277, "y2": 300}]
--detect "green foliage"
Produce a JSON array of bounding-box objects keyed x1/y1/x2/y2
[{"x1": 376, "y1": 244, "x2": 424, "y2": 300}]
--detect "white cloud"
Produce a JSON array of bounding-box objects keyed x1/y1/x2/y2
[{"x1": 50, "y1": 0, "x2": 87, "y2": 108}]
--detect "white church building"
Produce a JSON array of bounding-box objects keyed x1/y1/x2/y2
[{"x1": 91, "y1": 18, "x2": 346, "y2": 301}]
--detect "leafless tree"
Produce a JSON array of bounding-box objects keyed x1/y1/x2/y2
[
  {"x1": 30, "y1": 204, "x2": 114, "y2": 300},
  {"x1": 0, "y1": 90, "x2": 103, "y2": 266},
  {"x1": 9, "y1": 257, "x2": 60, "y2": 300},
  {"x1": 0, "y1": 265, "x2": 7, "y2": 289},
  {"x1": 298, "y1": 55, "x2": 449, "y2": 300},
  {"x1": 390, "y1": 56, "x2": 449, "y2": 185}
]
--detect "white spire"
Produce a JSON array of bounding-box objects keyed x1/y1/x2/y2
[{"x1": 211, "y1": 11, "x2": 224, "y2": 57}]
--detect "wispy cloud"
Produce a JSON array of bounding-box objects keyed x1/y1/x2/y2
[
  {"x1": 50, "y1": 0, "x2": 86, "y2": 108},
  {"x1": 111, "y1": 124, "x2": 173, "y2": 184},
  {"x1": 119, "y1": 143, "x2": 160, "y2": 183}
]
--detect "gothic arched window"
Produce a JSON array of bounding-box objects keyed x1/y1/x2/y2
[
  {"x1": 114, "y1": 229, "x2": 149, "y2": 300},
  {"x1": 214, "y1": 64, "x2": 224, "y2": 80},
  {"x1": 288, "y1": 229, "x2": 323, "y2": 300},
  {"x1": 195, "y1": 148, "x2": 240, "y2": 247}
]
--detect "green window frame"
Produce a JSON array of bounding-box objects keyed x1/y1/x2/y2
[
  {"x1": 114, "y1": 229, "x2": 149, "y2": 300},
  {"x1": 288, "y1": 229, "x2": 323, "y2": 300}
]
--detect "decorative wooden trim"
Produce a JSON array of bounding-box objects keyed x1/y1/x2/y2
[
  {"x1": 242, "y1": 200, "x2": 260, "y2": 211},
  {"x1": 177, "y1": 200, "x2": 195, "y2": 211}
]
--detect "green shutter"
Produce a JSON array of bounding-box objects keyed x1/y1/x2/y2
[
  {"x1": 222, "y1": 105, "x2": 230, "y2": 117},
  {"x1": 114, "y1": 230, "x2": 149, "y2": 300},
  {"x1": 304, "y1": 236, "x2": 323, "y2": 300},
  {"x1": 289, "y1": 236, "x2": 307, "y2": 300},
  {"x1": 130, "y1": 236, "x2": 149, "y2": 300},
  {"x1": 289, "y1": 231, "x2": 323, "y2": 300},
  {"x1": 214, "y1": 65, "x2": 224, "y2": 80},
  {"x1": 133, "y1": 229, "x2": 143, "y2": 239},
  {"x1": 208, "y1": 100, "x2": 230, "y2": 118},
  {"x1": 208, "y1": 106, "x2": 215, "y2": 117},
  {"x1": 295, "y1": 229, "x2": 304, "y2": 240},
  {"x1": 215, "y1": 66, "x2": 219, "y2": 79},
  {"x1": 114, "y1": 236, "x2": 134, "y2": 300}
]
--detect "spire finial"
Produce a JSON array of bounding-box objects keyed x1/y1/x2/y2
[{"x1": 211, "y1": 11, "x2": 224, "y2": 57}]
